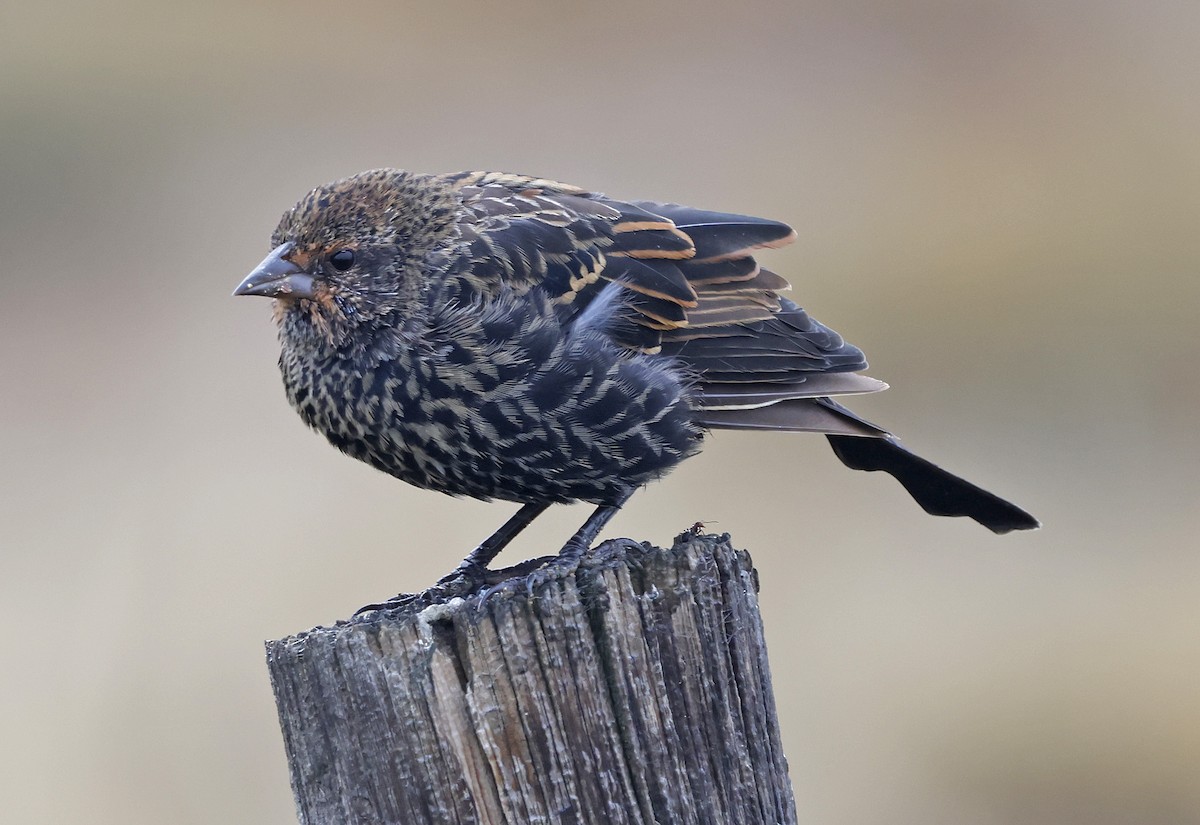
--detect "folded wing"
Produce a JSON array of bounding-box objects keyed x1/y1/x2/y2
[{"x1": 441, "y1": 171, "x2": 1037, "y2": 533}]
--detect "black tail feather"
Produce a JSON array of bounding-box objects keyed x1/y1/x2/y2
[{"x1": 826, "y1": 435, "x2": 1040, "y2": 534}]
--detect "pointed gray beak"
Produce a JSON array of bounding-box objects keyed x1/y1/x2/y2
[{"x1": 233, "y1": 242, "x2": 316, "y2": 299}]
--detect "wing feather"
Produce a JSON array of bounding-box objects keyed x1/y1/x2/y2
[{"x1": 442, "y1": 172, "x2": 879, "y2": 409}]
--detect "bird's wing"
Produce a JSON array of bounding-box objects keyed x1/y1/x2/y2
[
  {"x1": 436, "y1": 173, "x2": 1042, "y2": 532},
  {"x1": 441, "y1": 172, "x2": 879, "y2": 412}
]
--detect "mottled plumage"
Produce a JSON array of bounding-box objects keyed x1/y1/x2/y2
[{"x1": 235, "y1": 168, "x2": 1038, "y2": 603}]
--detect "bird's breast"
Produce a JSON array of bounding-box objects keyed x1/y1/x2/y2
[{"x1": 277, "y1": 298, "x2": 704, "y2": 504}]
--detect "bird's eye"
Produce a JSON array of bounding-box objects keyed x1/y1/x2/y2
[{"x1": 329, "y1": 249, "x2": 356, "y2": 272}]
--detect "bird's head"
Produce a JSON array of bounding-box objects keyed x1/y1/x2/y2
[{"x1": 234, "y1": 168, "x2": 459, "y2": 352}]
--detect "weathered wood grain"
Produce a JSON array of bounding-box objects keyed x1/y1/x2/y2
[{"x1": 266, "y1": 533, "x2": 796, "y2": 825}]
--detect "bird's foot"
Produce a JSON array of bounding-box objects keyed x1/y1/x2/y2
[
  {"x1": 476, "y1": 568, "x2": 552, "y2": 602},
  {"x1": 477, "y1": 541, "x2": 589, "y2": 601},
  {"x1": 353, "y1": 494, "x2": 628, "y2": 615},
  {"x1": 353, "y1": 561, "x2": 491, "y2": 616}
]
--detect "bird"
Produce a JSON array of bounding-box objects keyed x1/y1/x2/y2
[{"x1": 234, "y1": 168, "x2": 1038, "y2": 607}]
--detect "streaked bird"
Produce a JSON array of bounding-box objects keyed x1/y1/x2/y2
[{"x1": 235, "y1": 169, "x2": 1038, "y2": 605}]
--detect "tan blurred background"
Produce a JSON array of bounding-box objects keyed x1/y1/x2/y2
[{"x1": 2, "y1": 1, "x2": 1197, "y2": 822}]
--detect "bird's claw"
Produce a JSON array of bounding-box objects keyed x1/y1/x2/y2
[
  {"x1": 353, "y1": 562, "x2": 490, "y2": 616},
  {"x1": 354, "y1": 539, "x2": 594, "y2": 616},
  {"x1": 475, "y1": 546, "x2": 584, "y2": 601}
]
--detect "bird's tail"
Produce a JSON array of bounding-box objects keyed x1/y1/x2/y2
[
  {"x1": 699, "y1": 392, "x2": 1039, "y2": 534},
  {"x1": 826, "y1": 433, "x2": 1040, "y2": 534}
]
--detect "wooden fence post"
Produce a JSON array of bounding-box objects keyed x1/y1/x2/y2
[{"x1": 266, "y1": 532, "x2": 797, "y2": 825}]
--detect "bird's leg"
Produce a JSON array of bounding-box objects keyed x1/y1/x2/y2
[
  {"x1": 557, "y1": 489, "x2": 633, "y2": 562},
  {"x1": 481, "y1": 488, "x2": 635, "y2": 600},
  {"x1": 354, "y1": 502, "x2": 551, "y2": 615},
  {"x1": 458, "y1": 501, "x2": 552, "y2": 570}
]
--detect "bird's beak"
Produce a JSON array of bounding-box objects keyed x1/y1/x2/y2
[{"x1": 233, "y1": 242, "x2": 316, "y2": 299}]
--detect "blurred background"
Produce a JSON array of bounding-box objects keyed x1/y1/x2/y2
[{"x1": 2, "y1": 1, "x2": 1197, "y2": 822}]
